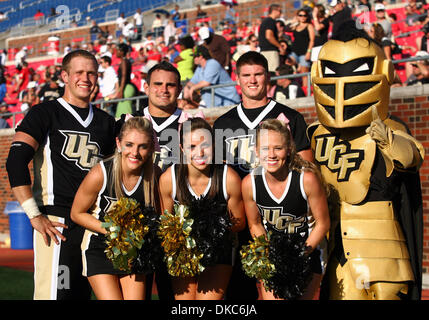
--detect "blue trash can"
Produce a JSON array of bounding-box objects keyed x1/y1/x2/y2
[{"x1": 4, "y1": 201, "x2": 33, "y2": 250}]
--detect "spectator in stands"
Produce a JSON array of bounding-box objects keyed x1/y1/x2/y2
[
  {"x1": 142, "y1": 33, "x2": 156, "y2": 50},
  {"x1": 232, "y1": 33, "x2": 260, "y2": 62},
  {"x1": 84, "y1": 42, "x2": 97, "y2": 55},
  {"x1": 248, "y1": 34, "x2": 261, "y2": 52},
  {"x1": 184, "y1": 45, "x2": 240, "y2": 107},
  {"x1": 38, "y1": 74, "x2": 64, "y2": 102},
  {"x1": 116, "y1": 12, "x2": 125, "y2": 37},
  {"x1": 404, "y1": 3, "x2": 418, "y2": 26},
  {"x1": 15, "y1": 61, "x2": 31, "y2": 98},
  {"x1": 115, "y1": 43, "x2": 137, "y2": 118},
  {"x1": 20, "y1": 82, "x2": 40, "y2": 112},
  {"x1": 236, "y1": 21, "x2": 250, "y2": 41},
  {"x1": 0, "y1": 12, "x2": 6, "y2": 22},
  {"x1": 163, "y1": 18, "x2": 177, "y2": 45},
  {"x1": 289, "y1": 8, "x2": 314, "y2": 87},
  {"x1": 170, "y1": 4, "x2": 181, "y2": 23},
  {"x1": 138, "y1": 60, "x2": 157, "y2": 94},
  {"x1": 196, "y1": 4, "x2": 207, "y2": 19},
  {"x1": 34, "y1": 9, "x2": 44, "y2": 22},
  {"x1": 0, "y1": 49, "x2": 6, "y2": 66},
  {"x1": 134, "y1": 8, "x2": 144, "y2": 41},
  {"x1": 44, "y1": 65, "x2": 56, "y2": 82},
  {"x1": 174, "y1": 35, "x2": 195, "y2": 82},
  {"x1": 0, "y1": 102, "x2": 10, "y2": 128},
  {"x1": 122, "y1": 20, "x2": 136, "y2": 41},
  {"x1": 0, "y1": 66, "x2": 6, "y2": 104},
  {"x1": 329, "y1": 0, "x2": 352, "y2": 39},
  {"x1": 15, "y1": 46, "x2": 28, "y2": 68},
  {"x1": 49, "y1": 7, "x2": 57, "y2": 18},
  {"x1": 417, "y1": 22, "x2": 429, "y2": 52},
  {"x1": 312, "y1": 4, "x2": 329, "y2": 62},
  {"x1": 64, "y1": 43, "x2": 72, "y2": 56},
  {"x1": 251, "y1": 18, "x2": 261, "y2": 38},
  {"x1": 276, "y1": 18, "x2": 287, "y2": 41},
  {"x1": 198, "y1": 26, "x2": 232, "y2": 72},
  {"x1": 259, "y1": 4, "x2": 282, "y2": 73},
  {"x1": 54, "y1": 63, "x2": 62, "y2": 79},
  {"x1": 31, "y1": 73, "x2": 42, "y2": 94},
  {"x1": 374, "y1": 3, "x2": 392, "y2": 39},
  {"x1": 224, "y1": 4, "x2": 237, "y2": 25},
  {"x1": 279, "y1": 38, "x2": 293, "y2": 66},
  {"x1": 414, "y1": 2, "x2": 428, "y2": 25},
  {"x1": 271, "y1": 64, "x2": 306, "y2": 103},
  {"x1": 152, "y1": 14, "x2": 164, "y2": 37},
  {"x1": 99, "y1": 55, "x2": 118, "y2": 100},
  {"x1": 406, "y1": 51, "x2": 429, "y2": 85},
  {"x1": 356, "y1": 0, "x2": 371, "y2": 12},
  {"x1": 367, "y1": 23, "x2": 401, "y2": 60},
  {"x1": 90, "y1": 20, "x2": 102, "y2": 42}
]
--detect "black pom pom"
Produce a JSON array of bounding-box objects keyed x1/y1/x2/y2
[
  {"x1": 132, "y1": 206, "x2": 164, "y2": 274},
  {"x1": 187, "y1": 197, "x2": 232, "y2": 268},
  {"x1": 264, "y1": 229, "x2": 312, "y2": 300}
]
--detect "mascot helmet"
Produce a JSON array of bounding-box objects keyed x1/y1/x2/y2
[{"x1": 311, "y1": 35, "x2": 394, "y2": 128}]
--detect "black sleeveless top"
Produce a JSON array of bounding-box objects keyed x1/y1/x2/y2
[
  {"x1": 251, "y1": 166, "x2": 312, "y2": 237},
  {"x1": 92, "y1": 158, "x2": 145, "y2": 233},
  {"x1": 170, "y1": 164, "x2": 229, "y2": 204},
  {"x1": 291, "y1": 25, "x2": 310, "y2": 56}
]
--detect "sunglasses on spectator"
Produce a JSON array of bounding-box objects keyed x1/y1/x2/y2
[{"x1": 298, "y1": 14, "x2": 307, "y2": 17}]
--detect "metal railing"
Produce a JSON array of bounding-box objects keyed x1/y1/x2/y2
[{"x1": 1, "y1": 55, "x2": 429, "y2": 127}]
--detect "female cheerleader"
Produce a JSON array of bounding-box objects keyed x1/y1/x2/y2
[
  {"x1": 241, "y1": 117, "x2": 330, "y2": 300},
  {"x1": 159, "y1": 115, "x2": 246, "y2": 300},
  {"x1": 71, "y1": 116, "x2": 160, "y2": 300}
]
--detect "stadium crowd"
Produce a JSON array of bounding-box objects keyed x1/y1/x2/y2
[{"x1": 0, "y1": 0, "x2": 429, "y2": 128}]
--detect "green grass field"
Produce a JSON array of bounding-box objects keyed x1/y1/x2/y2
[
  {"x1": 0, "y1": 267, "x2": 33, "y2": 300},
  {"x1": 0, "y1": 267, "x2": 158, "y2": 300}
]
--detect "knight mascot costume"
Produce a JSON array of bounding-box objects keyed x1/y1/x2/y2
[{"x1": 308, "y1": 23, "x2": 425, "y2": 300}]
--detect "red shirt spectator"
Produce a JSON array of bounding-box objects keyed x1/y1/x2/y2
[
  {"x1": 16, "y1": 63, "x2": 30, "y2": 94},
  {"x1": 34, "y1": 10, "x2": 44, "y2": 20}
]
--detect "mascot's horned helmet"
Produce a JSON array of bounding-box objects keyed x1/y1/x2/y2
[{"x1": 311, "y1": 37, "x2": 394, "y2": 128}]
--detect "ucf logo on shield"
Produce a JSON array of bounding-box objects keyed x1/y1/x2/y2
[{"x1": 314, "y1": 134, "x2": 364, "y2": 182}]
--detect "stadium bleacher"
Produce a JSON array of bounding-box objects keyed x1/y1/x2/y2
[{"x1": 0, "y1": 0, "x2": 176, "y2": 33}]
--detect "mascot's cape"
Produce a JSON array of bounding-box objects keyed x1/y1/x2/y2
[{"x1": 397, "y1": 165, "x2": 423, "y2": 300}]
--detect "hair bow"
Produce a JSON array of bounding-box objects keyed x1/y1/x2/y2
[
  {"x1": 178, "y1": 110, "x2": 205, "y2": 124},
  {"x1": 277, "y1": 112, "x2": 291, "y2": 131},
  {"x1": 124, "y1": 113, "x2": 134, "y2": 122},
  {"x1": 177, "y1": 110, "x2": 206, "y2": 142}
]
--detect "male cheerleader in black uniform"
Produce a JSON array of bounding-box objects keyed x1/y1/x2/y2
[
  {"x1": 213, "y1": 51, "x2": 313, "y2": 300},
  {"x1": 6, "y1": 50, "x2": 116, "y2": 300}
]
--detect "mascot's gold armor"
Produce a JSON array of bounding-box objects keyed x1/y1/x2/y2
[{"x1": 309, "y1": 38, "x2": 425, "y2": 299}]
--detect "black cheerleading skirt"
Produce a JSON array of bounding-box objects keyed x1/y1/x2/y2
[{"x1": 82, "y1": 233, "x2": 131, "y2": 277}]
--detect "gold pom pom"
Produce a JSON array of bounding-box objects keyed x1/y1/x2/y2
[
  {"x1": 158, "y1": 204, "x2": 204, "y2": 277},
  {"x1": 240, "y1": 233, "x2": 276, "y2": 282},
  {"x1": 102, "y1": 197, "x2": 149, "y2": 272}
]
